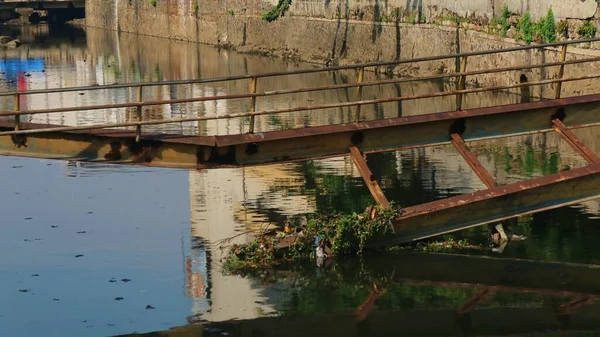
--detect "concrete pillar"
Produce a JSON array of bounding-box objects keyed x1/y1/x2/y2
[{"x1": 15, "y1": 8, "x2": 33, "y2": 24}]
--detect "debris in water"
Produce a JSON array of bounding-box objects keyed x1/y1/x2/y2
[{"x1": 222, "y1": 206, "x2": 400, "y2": 271}]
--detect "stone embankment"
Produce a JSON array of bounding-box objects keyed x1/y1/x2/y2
[{"x1": 84, "y1": 1, "x2": 600, "y2": 98}]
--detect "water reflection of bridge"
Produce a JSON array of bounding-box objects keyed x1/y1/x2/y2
[
  {"x1": 183, "y1": 134, "x2": 600, "y2": 321},
  {"x1": 119, "y1": 252, "x2": 600, "y2": 337},
  {"x1": 18, "y1": 26, "x2": 600, "y2": 326}
]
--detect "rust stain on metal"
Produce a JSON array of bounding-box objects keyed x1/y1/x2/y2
[
  {"x1": 213, "y1": 93, "x2": 600, "y2": 147},
  {"x1": 399, "y1": 164, "x2": 600, "y2": 219},
  {"x1": 552, "y1": 118, "x2": 600, "y2": 164},
  {"x1": 450, "y1": 133, "x2": 496, "y2": 188},
  {"x1": 349, "y1": 146, "x2": 391, "y2": 209}
]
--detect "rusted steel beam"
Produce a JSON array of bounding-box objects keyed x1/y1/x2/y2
[
  {"x1": 456, "y1": 288, "x2": 496, "y2": 316},
  {"x1": 377, "y1": 164, "x2": 600, "y2": 245},
  {"x1": 557, "y1": 296, "x2": 598, "y2": 315},
  {"x1": 450, "y1": 133, "x2": 496, "y2": 188},
  {"x1": 2, "y1": 94, "x2": 600, "y2": 168},
  {"x1": 349, "y1": 146, "x2": 391, "y2": 209},
  {"x1": 2, "y1": 73, "x2": 600, "y2": 125},
  {"x1": 228, "y1": 93, "x2": 600, "y2": 166},
  {"x1": 370, "y1": 252, "x2": 600, "y2": 296},
  {"x1": 0, "y1": 121, "x2": 212, "y2": 169},
  {"x1": 552, "y1": 118, "x2": 600, "y2": 164}
]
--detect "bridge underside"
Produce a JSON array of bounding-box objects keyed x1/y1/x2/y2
[
  {"x1": 0, "y1": 1, "x2": 85, "y2": 10},
  {"x1": 0, "y1": 1, "x2": 84, "y2": 23},
  {"x1": 2, "y1": 94, "x2": 600, "y2": 243}
]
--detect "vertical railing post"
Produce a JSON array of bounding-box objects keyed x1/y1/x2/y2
[
  {"x1": 456, "y1": 56, "x2": 468, "y2": 111},
  {"x1": 356, "y1": 67, "x2": 365, "y2": 122},
  {"x1": 136, "y1": 85, "x2": 143, "y2": 142},
  {"x1": 249, "y1": 76, "x2": 257, "y2": 133},
  {"x1": 13, "y1": 93, "x2": 20, "y2": 131},
  {"x1": 555, "y1": 44, "x2": 568, "y2": 99}
]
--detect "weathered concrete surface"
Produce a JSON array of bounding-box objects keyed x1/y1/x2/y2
[
  {"x1": 494, "y1": 0, "x2": 598, "y2": 20},
  {"x1": 423, "y1": 0, "x2": 598, "y2": 21}
]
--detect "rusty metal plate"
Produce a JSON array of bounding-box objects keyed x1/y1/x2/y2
[{"x1": 377, "y1": 164, "x2": 600, "y2": 245}]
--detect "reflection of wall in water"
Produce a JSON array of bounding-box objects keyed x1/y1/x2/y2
[{"x1": 187, "y1": 166, "x2": 314, "y2": 321}]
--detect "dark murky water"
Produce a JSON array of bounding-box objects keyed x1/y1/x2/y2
[{"x1": 2, "y1": 24, "x2": 600, "y2": 337}]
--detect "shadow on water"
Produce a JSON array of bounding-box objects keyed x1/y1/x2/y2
[{"x1": 116, "y1": 252, "x2": 600, "y2": 337}]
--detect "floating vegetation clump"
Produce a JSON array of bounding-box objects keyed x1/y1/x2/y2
[{"x1": 222, "y1": 205, "x2": 402, "y2": 272}]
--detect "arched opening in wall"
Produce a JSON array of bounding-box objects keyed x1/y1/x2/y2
[
  {"x1": 519, "y1": 74, "x2": 528, "y2": 83},
  {"x1": 520, "y1": 73, "x2": 531, "y2": 103}
]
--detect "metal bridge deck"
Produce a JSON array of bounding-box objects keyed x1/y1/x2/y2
[{"x1": 3, "y1": 38, "x2": 600, "y2": 245}]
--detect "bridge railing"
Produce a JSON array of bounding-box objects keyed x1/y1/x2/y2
[{"x1": 2, "y1": 37, "x2": 600, "y2": 139}]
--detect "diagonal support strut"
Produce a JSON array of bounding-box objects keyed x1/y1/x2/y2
[
  {"x1": 456, "y1": 287, "x2": 497, "y2": 316},
  {"x1": 450, "y1": 133, "x2": 497, "y2": 189},
  {"x1": 552, "y1": 119, "x2": 600, "y2": 164},
  {"x1": 349, "y1": 146, "x2": 391, "y2": 209}
]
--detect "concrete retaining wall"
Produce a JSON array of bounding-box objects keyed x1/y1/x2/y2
[{"x1": 85, "y1": 0, "x2": 600, "y2": 98}]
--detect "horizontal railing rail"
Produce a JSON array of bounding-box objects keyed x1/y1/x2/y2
[
  {"x1": 1, "y1": 37, "x2": 599, "y2": 97},
  {"x1": 1, "y1": 38, "x2": 599, "y2": 138},
  {"x1": 1, "y1": 56, "x2": 598, "y2": 119},
  {"x1": 1, "y1": 73, "x2": 599, "y2": 137}
]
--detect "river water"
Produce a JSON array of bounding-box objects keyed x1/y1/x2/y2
[{"x1": 2, "y1": 24, "x2": 600, "y2": 337}]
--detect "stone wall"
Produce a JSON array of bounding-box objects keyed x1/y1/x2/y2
[{"x1": 85, "y1": 0, "x2": 600, "y2": 98}]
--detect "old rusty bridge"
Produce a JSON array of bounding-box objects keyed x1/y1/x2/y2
[{"x1": 3, "y1": 38, "x2": 600, "y2": 244}]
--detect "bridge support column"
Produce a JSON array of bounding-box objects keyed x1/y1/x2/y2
[{"x1": 15, "y1": 8, "x2": 33, "y2": 24}]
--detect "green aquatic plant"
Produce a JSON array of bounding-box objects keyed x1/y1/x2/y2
[
  {"x1": 261, "y1": 0, "x2": 293, "y2": 22},
  {"x1": 222, "y1": 205, "x2": 402, "y2": 272}
]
